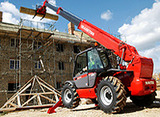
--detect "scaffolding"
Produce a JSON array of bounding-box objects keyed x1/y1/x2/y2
[
  {"x1": 0, "y1": 18, "x2": 94, "y2": 107},
  {"x1": 0, "y1": 17, "x2": 122, "y2": 110}
]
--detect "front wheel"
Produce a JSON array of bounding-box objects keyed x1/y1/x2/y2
[
  {"x1": 61, "y1": 83, "x2": 80, "y2": 109},
  {"x1": 97, "y1": 76, "x2": 126, "y2": 113},
  {"x1": 130, "y1": 92, "x2": 156, "y2": 107}
]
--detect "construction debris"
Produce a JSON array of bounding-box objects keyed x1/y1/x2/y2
[{"x1": 0, "y1": 75, "x2": 61, "y2": 112}]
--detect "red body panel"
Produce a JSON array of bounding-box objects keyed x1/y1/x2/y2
[
  {"x1": 74, "y1": 74, "x2": 87, "y2": 81},
  {"x1": 76, "y1": 87, "x2": 97, "y2": 99},
  {"x1": 76, "y1": 76, "x2": 156, "y2": 98},
  {"x1": 76, "y1": 77, "x2": 102, "y2": 98},
  {"x1": 113, "y1": 71, "x2": 156, "y2": 96},
  {"x1": 129, "y1": 78, "x2": 156, "y2": 96}
]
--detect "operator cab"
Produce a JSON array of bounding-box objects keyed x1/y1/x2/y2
[{"x1": 73, "y1": 47, "x2": 112, "y2": 88}]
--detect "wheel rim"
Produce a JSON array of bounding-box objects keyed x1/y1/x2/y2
[
  {"x1": 64, "y1": 89, "x2": 72, "y2": 103},
  {"x1": 100, "y1": 85, "x2": 113, "y2": 106}
]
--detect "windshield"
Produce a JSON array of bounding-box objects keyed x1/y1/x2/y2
[{"x1": 87, "y1": 49, "x2": 103, "y2": 70}]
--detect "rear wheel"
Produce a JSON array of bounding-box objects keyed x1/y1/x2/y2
[
  {"x1": 97, "y1": 76, "x2": 126, "y2": 113},
  {"x1": 61, "y1": 83, "x2": 80, "y2": 109},
  {"x1": 130, "y1": 92, "x2": 155, "y2": 107}
]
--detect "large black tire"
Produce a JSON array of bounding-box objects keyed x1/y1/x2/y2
[
  {"x1": 96, "y1": 76, "x2": 126, "y2": 113},
  {"x1": 130, "y1": 92, "x2": 156, "y2": 107},
  {"x1": 61, "y1": 83, "x2": 80, "y2": 109}
]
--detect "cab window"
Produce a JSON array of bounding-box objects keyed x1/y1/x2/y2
[
  {"x1": 74, "y1": 53, "x2": 87, "y2": 76},
  {"x1": 97, "y1": 49, "x2": 109, "y2": 68},
  {"x1": 87, "y1": 49, "x2": 103, "y2": 70}
]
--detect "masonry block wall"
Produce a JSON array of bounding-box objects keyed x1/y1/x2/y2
[
  {"x1": 0, "y1": 21, "x2": 117, "y2": 107},
  {"x1": 0, "y1": 33, "x2": 90, "y2": 107}
]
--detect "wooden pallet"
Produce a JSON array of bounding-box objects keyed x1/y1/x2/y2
[{"x1": 20, "y1": 7, "x2": 59, "y2": 21}]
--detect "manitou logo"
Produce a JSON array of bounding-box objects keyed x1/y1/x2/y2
[
  {"x1": 145, "y1": 81, "x2": 154, "y2": 85},
  {"x1": 81, "y1": 25, "x2": 95, "y2": 36}
]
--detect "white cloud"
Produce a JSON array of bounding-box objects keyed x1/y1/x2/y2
[
  {"x1": 118, "y1": 1, "x2": 160, "y2": 73},
  {"x1": 101, "y1": 10, "x2": 112, "y2": 21},
  {"x1": 139, "y1": 46, "x2": 160, "y2": 73},
  {"x1": 2, "y1": 12, "x2": 19, "y2": 24},
  {"x1": 0, "y1": 1, "x2": 20, "y2": 17},
  {"x1": 46, "y1": 0, "x2": 57, "y2": 14},
  {"x1": 0, "y1": 1, "x2": 20, "y2": 24},
  {"x1": 49, "y1": 0, "x2": 56, "y2": 6}
]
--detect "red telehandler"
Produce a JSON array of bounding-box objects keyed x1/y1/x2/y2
[{"x1": 33, "y1": 0, "x2": 156, "y2": 114}]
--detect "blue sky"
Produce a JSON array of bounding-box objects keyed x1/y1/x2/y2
[
  {"x1": 0, "y1": 0, "x2": 160, "y2": 73},
  {"x1": 1, "y1": 0, "x2": 154, "y2": 33},
  {"x1": 55, "y1": 0, "x2": 155, "y2": 34}
]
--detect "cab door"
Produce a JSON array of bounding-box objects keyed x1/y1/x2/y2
[
  {"x1": 73, "y1": 52, "x2": 89, "y2": 88},
  {"x1": 74, "y1": 48, "x2": 108, "y2": 88},
  {"x1": 87, "y1": 48, "x2": 104, "y2": 87}
]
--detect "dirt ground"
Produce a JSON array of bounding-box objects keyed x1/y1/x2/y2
[{"x1": 1, "y1": 91, "x2": 160, "y2": 117}]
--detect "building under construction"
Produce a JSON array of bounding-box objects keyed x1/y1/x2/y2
[
  {"x1": 0, "y1": 11, "x2": 98, "y2": 107},
  {"x1": 0, "y1": 11, "x2": 117, "y2": 107}
]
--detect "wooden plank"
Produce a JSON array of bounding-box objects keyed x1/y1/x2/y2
[
  {"x1": 30, "y1": 77, "x2": 36, "y2": 94},
  {"x1": 16, "y1": 104, "x2": 53, "y2": 110},
  {"x1": 20, "y1": 92, "x2": 53, "y2": 96},
  {"x1": 37, "y1": 94, "x2": 42, "y2": 105},
  {"x1": 39, "y1": 94, "x2": 56, "y2": 103},
  {"x1": 17, "y1": 95, "x2": 21, "y2": 107},
  {"x1": 19, "y1": 83, "x2": 32, "y2": 94},
  {"x1": 37, "y1": 76, "x2": 61, "y2": 96},
  {"x1": 39, "y1": 82, "x2": 59, "y2": 102},
  {"x1": 9, "y1": 103, "x2": 18, "y2": 108},
  {"x1": 0, "y1": 108, "x2": 16, "y2": 112},
  {"x1": 20, "y1": 7, "x2": 58, "y2": 21},
  {"x1": 0, "y1": 104, "x2": 53, "y2": 112},
  {"x1": 35, "y1": 77, "x2": 45, "y2": 93},
  {"x1": 39, "y1": 82, "x2": 59, "y2": 101},
  {"x1": 22, "y1": 95, "x2": 37, "y2": 107},
  {"x1": 39, "y1": 82, "x2": 55, "y2": 94}
]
